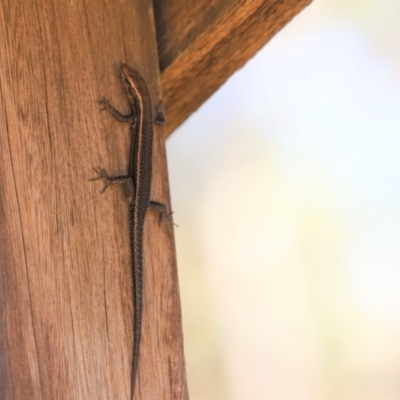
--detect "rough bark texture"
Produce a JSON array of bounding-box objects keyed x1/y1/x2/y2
[{"x1": 0, "y1": 0, "x2": 188, "y2": 398}]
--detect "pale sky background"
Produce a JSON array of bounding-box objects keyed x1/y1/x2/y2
[{"x1": 167, "y1": 1, "x2": 400, "y2": 399}]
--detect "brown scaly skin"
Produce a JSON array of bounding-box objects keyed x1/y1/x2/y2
[{"x1": 91, "y1": 64, "x2": 168, "y2": 400}]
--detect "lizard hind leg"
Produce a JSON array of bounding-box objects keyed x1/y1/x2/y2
[
  {"x1": 90, "y1": 167, "x2": 135, "y2": 202},
  {"x1": 148, "y1": 200, "x2": 175, "y2": 228}
]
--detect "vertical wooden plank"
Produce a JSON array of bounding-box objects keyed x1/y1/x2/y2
[{"x1": 0, "y1": 0, "x2": 188, "y2": 399}]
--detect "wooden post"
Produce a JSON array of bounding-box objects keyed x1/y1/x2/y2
[{"x1": 0, "y1": 0, "x2": 188, "y2": 399}]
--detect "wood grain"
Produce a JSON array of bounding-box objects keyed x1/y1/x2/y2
[
  {"x1": 154, "y1": 0, "x2": 312, "y2": 135},
  {"x1": 0, "y1": 0, "x2": 187, "y2": 399}
]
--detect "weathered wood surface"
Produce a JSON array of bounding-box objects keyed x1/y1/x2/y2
[
  {"x1": 154, "y1": 0, "x2": 312, "y2": 136},
  {"x1": 0, "y1": 0, "x2": 187, "y2": 399}
]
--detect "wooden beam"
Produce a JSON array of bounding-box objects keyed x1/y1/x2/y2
[
  {"x1": 154, "y1": 0, "x2": 312, "y2": 136},
  {"x1": 0, "y1": 0, "x2": 187, "y2": 398}
]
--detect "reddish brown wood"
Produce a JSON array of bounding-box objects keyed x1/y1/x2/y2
[
  {"x1": 154, "y1": 0, "x2": 312, "y2": 135},
  {"x1": 0, "y1": 0, "x2": 187, "y2": 399}
]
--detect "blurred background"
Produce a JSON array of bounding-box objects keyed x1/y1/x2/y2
[{"x1": 166, "y1": 1, "x2": 400, "y2": 399}]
